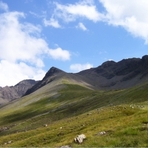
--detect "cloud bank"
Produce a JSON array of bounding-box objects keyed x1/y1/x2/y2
[
  {"x1": 0, "y1": 3, "x2": 70, "y2": 86},
  {"x1": 44, "y1": 0, "x2": 104, "y2": 28},
  {"x1": 46, "y1": 0, "x2": 148, "y2": 44},
  {"x1": 100, "y1": 0, "x2": 148, "y2": 43},
  {"x1": 53, "y1": 0, "x2": 101, "y2": 23}
]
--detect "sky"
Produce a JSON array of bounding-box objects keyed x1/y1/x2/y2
[{"x1": 0, "y1": 0, "x2": 148, "y2": 87}]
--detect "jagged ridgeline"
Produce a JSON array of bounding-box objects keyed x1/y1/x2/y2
[
  {"x1": 25, "y1": 55, "x2": 148, "y2": 95},
  {"x1": 0, "y1": 55, "x2": 148, "y2": 147}
]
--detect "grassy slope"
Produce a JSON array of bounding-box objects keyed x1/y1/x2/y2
[{"x1": 0, "y1": 79, "x2": 148, "y2": 147}]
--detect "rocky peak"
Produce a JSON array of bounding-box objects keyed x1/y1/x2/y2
[
  {"x1": 44, "y1": 67, "x2": 65, "y2": 80},
  {"x1": 25, "y1": 67, "x2": 66, "y2": 96},
  {"x1": 101, "y1": 60, "x2": 116, "y2": 68}
]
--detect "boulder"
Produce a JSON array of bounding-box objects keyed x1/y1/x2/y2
[{"x1": 74, "y1": 134, "x2": 86, "y2": 144}]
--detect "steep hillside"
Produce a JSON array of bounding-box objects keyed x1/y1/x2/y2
[
  {"x1": 78, "y1": 55, "x2": 148, "y2": 90},
  {"x1": 25, "y1": 67, "x2": 93, "y2": 96},
  {"x1": 0, "y1": 81, "x2": 148, "y2": 147},
  {"x1": 0, "y1": 80, "x2": 37, "y2": 105}
]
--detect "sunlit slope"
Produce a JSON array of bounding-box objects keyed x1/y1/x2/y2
[
  {"x1": 0, "y1": 81, "x2": 148, "y2": 147},
  {"x1": 0, "y1": 74, "x2": 92, "y2": 113}
]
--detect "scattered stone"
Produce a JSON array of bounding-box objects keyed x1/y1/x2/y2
[
  {"x1": 0, "y1": 126, "x2": 9, "y2": 132},
  {"x1": 74, "y1": 134, "x2": 86, "y2": 144},
  {"x1": 4, "y1": 141, "x2": 12, "y2": 145},
  {"x1": 8, "y1": 141, "x2": 12, "y2": 144},
  {"x1": 44, "y1": 124, "x2": 48, "y2": 127},
  {"x1": 99, "y1": 131, "x2": 106, "y2": 135},
  {"x1": 4, "y1": 127, "x2": 8, "y2": 130}
]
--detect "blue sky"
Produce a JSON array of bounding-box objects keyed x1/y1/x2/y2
[{"x1": 0, "y1": 0, "x2": 148, "y2": 86}]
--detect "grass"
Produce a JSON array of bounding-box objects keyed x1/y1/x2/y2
[
  {"x1": 0, "y1": 80, "x2": 148, "y2": 147},
  {"x1": 0, "y1": 104, "x2": 148, "y2": 147}
]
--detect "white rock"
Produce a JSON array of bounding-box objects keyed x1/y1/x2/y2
[
  {"x1": 99, "y1": 131, "x2": 106, "y2": 135},
  {"x1": 74, "y1": 134, "x2": 86, "y2": 144},
  {"x1": 44, "y1": 124, "x2": 48, "y2": 127}
]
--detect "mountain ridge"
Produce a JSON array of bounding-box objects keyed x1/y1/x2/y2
[
  {"x1": 78, "y1": 55, "x2": 148, "y2": 89},
  {"x1": 24, "y1": 55, "x2": 148, "y2": 96},
  {"x1": 1, "y1": 55, "x2": 148, "y2": 105}
]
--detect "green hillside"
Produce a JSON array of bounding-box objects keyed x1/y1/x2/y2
[{"x1": 0, "y1": 79, "x2": 148, "y2": 147}]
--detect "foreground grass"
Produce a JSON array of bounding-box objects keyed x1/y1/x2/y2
[
  {"x1": 0, "y1": 104, "x2": 148, "y2": 147},
  {"x1": 0, "y1": 83, "x2": 148, "y2": 147}
]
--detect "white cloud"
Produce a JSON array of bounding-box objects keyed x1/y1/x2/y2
[
  {"x1": 43, "y1": 18, "x2": 61, "y2": 28},
  {"x1": 0, "y1": 12, "x2": 48, "y2": 65},
  {"x1": 50, "y1": 0, "x2": 103, "y2": 25},
  {"x1": 0, "y1": 1, "x2": 8, "y2": 11},
  {"x1": 48, "y1": 48, "x2": 71, "y2": 61},
  {"x1": 0, "y1": 3, "x2": 71, "y2": 86},
  {"x1": 0, "y1": 60, "x2": 45, "y2": 87},
  {"x1": 76, "y1": 22, "x2": 88, "y2": 31},
  {"x1": 70, "y1": 63, "x2": 93, "y2": 72},
  {"x1": 100, "y1": 0, "x2": 148, "y2": 43}
]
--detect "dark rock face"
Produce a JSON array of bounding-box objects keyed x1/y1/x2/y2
[
  {"x1": 78, "y1": 55, "x2": 148, "y2": 90},
  {"x1": 106, "y1": 57, "x2": 148, "y2": 79},
  {"x1": 0, "y1": 80, "x2": 37, "y2": 104},
  {"x1": 94, "y1": 58, "x2": 142, "y2": 78},
  {"x1": 43, "y1": 67, "x2": 65, "y2": 79}
]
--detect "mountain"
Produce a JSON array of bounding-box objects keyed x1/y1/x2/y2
[
  {"x1": 25, "y1": 66, "x2": 92, "y2": 96},
  {"x1": 0, "y1": 79, "x2": 37, "y2": 105},
  {"x1": 78, "y1": 55, "x2": 148, "y2": 90},
  {"x1": 25, "y1": 55, "x2": 148, "y2": 96},
  {"x1": 24, "y1": 67, "x2": 66, "y2": 95}
]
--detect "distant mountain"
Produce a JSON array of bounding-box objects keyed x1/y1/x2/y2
[
  {"x1": 2, "y1": 55, "x2": 148, "y2": 105},
  {"x1": 0, "y1": 79, "x2": 37, "y2": 105},
  {"x1": 25, "y1": 55, "x2": 148, "y2": 96},
  {"x1": 78, "y1": 55, "x2": 148, "y2": 90},
  {"x1": 24, "y1": 67, "x2": 66, "y2": 95},
  {"x1": 25, "y1": 67, "x2": 92, "y2": 96}
]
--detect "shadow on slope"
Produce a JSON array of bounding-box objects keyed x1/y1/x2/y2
[{"x1": 0, "y1": 81, "x2": 148, "y2": 136}]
